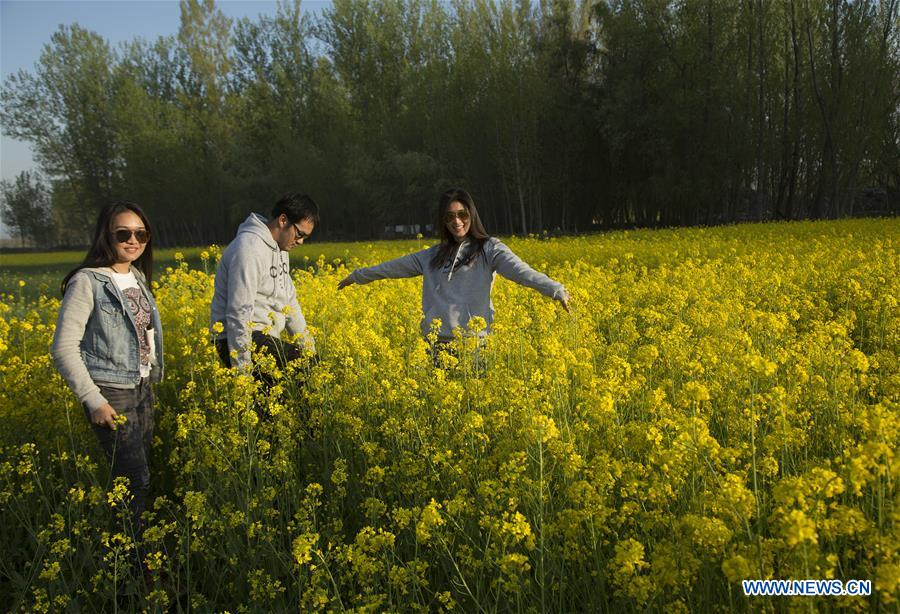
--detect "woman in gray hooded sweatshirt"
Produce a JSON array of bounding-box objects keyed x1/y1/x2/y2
[
  {"x1": 338, "y1": 188, "x2": 569, "y2": 351},
  {"x1": 51, "y1": 202, "x2": 164, "y2": 535}
]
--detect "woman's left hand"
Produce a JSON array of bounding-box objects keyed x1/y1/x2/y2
[{"x1": 558, "y1": 291, "x2": 570, "y2": 313}]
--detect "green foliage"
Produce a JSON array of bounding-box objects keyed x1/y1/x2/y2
[
  {"x1": 0, "y1": 0, "x2": 897, "y2": 245},
  {"x1": 0, "y1": 172, "x2": 54, "y2": 247}
]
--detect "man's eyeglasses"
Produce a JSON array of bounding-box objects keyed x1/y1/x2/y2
[
  {"x1": 291, "y1": 222, "x2": 309, "y2": 240},
  {"x1": 114, "y1": 229, "x2": 150, "y2": 244},
  {"x1": 444, "y1": 210, "x2": 470, "y2": 223}
]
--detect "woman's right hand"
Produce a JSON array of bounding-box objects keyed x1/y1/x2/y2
[
  {"x1": 337, "y1": 275, "x2": 355, "y2": 290},
  {"x1": 92, "y1": 403, "x2": 119, "y2": 429}
]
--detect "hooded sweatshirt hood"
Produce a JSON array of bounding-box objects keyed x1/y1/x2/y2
[{"x1": 238, "y1": 213, "x2": 278, "y2": 248}]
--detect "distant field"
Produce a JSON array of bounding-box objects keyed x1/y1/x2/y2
[
  {"x1": 0, "y1": 241, "x2": 427, "y2": 299},
  {"x1": 0, "y1": 247, "x2": 208, "y2": 299}
]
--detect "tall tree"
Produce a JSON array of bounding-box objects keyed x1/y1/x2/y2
[
  {"x1": 229, "y1": 0, "x2": 323, "y2": 228},
  {"x1": 0, "y1": 171, "x2": 54, "y2": 247},
  {"x1": 0, "y1": 25, "x2": 119, "y2": 237},
  {"x1": 3, "y1": 0, "x2": 898, "y2": 243},
  {"x1": 173, "y1": 0, "x2": 234, "y2": 244}
]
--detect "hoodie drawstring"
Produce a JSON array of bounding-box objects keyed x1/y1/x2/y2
[
  {"x1": 448, "y1": 239, "x2": 468, "y2": 281},
  {"x1": 273, "y1": 250, "x2": 281, "y2": 298}
]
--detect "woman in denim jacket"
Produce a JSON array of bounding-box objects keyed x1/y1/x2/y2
[{"x1": 51, "y1": 202, "x2": 164, "y2": 534}]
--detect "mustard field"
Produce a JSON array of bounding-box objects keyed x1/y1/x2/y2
[{"x1": 0, "y1": 218, "x2": 897, "y2": 611}]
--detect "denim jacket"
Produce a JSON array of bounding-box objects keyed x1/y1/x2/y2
[{"x1": 51, "y1": 267, "x2": 164, "y2": 413}]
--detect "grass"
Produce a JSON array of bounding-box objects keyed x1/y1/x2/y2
[{"x1": 0, "y1": 239, "x2": 429, "y2": 299}]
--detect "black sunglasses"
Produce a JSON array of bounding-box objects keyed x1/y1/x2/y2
[
  {"x1": 444, "y1": 210, "x2": 470, "y2": 223},
  {"x1": 291, "y1": 222, "x2": 309, "y2": 240},
  {"x1": 114, "y1": 229, "x2": 151, "y2": 244}
]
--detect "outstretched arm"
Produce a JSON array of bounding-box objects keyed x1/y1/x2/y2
[
  {"x1": 491, "y1": 240, "x2": 570, "y2": 309},
  {"x1": 338, "y1": 251, "x2": 424, "y2": 290}
]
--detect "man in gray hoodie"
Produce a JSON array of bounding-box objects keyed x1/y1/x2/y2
[{"x1": 210, "y1": 193, "x2": 319, "y2": 377}]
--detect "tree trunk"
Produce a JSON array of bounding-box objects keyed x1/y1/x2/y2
[
  {"x1": 514, "y1": 135, "x2": 527, "y2": 235},
  {"x1": 755, "y1": 0, "x2": 767, "y2": 220}
]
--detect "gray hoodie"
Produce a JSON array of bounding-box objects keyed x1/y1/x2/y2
[
  {"x1": 348, "y1": 237, "x2": 567, "y2": 340},
  {"x1": 210, "y1": 213, "x2": 314, "y2": 367}
]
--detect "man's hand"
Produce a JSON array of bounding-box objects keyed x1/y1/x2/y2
[
  {"x1": 92, "y1": 403, "x2": 119, "y2": 429},
  {"x1": 558, "y1": 291, "x2": 571, "y2": 313}
]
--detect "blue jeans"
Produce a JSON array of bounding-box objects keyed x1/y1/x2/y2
[{"x1": 87, "y1": 379, "x2": 154, "y2": 535}]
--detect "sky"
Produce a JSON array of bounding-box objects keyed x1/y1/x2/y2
[{"x1": 0, "y1": 0, "x2": 328, "y2": 237}]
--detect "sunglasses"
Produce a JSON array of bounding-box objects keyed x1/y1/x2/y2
[
  {"x1": 114, "y1": 229, "x2": 151, "y2": 244},
  {"x1": 444, "y1": 210, "x2": 470, "y2": 223},
  {"x1": 291, "y1": 222, "x2": 309, "y2": 240}
]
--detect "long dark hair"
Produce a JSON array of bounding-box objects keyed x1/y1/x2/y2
[
  {"x1": 429, "y1": 188, "x2": 490, "y2": 270},
  {"x1": 61, "y1": 202, "x2": 155, "y2": 295}
]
